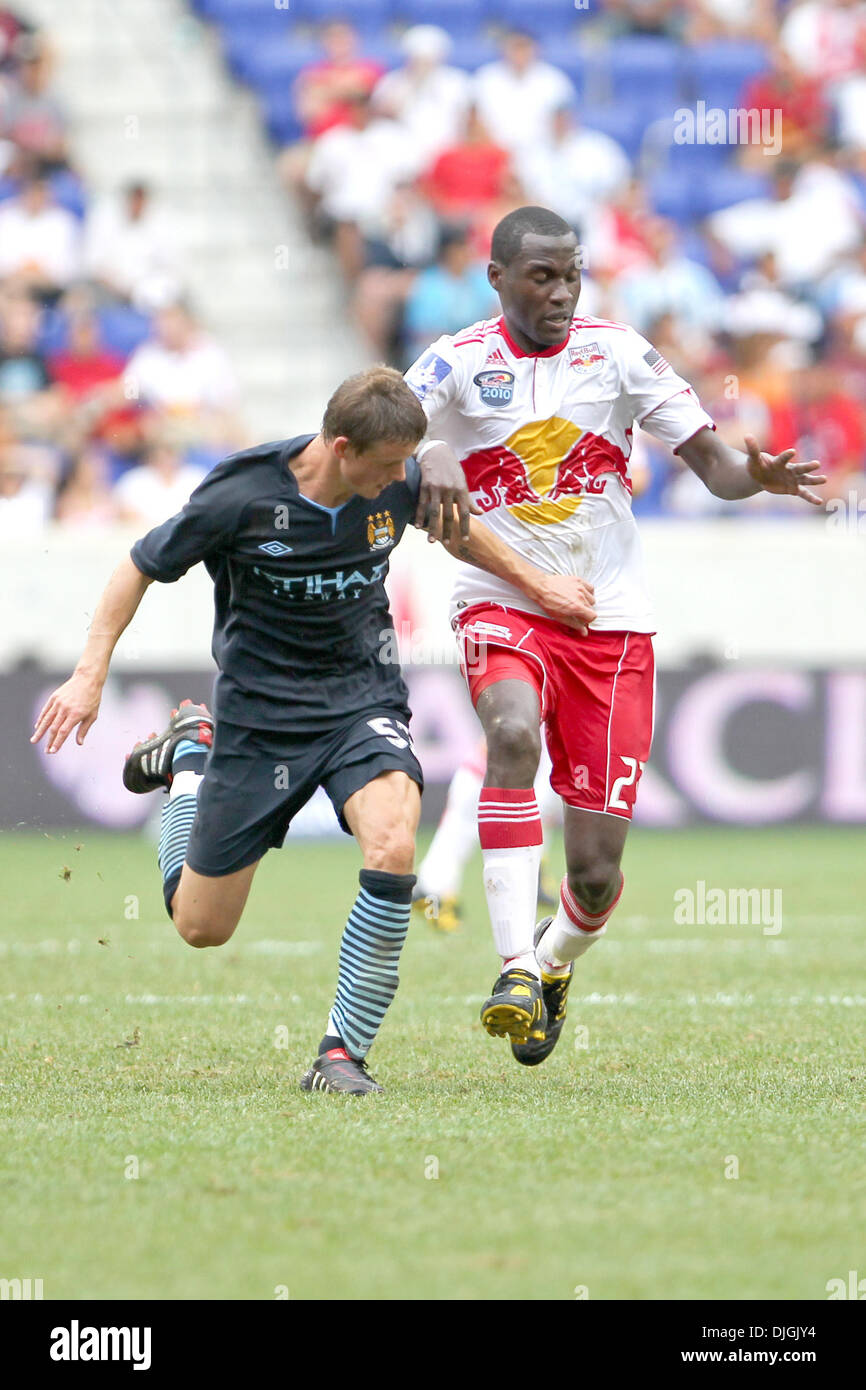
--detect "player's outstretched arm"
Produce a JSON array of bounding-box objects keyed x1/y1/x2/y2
[
  {"x1": 415, "y1": 440, "x2": 481, "y2": 544},
  {"x1": 31, "y1": 556, "x2": 153, "y2": 754},
  {"x1": 438, "y1": 517, "x2": 597, "y2": 636},
  {"x1": 678, "y1": 427, "x2": 826, "y2": 504}
]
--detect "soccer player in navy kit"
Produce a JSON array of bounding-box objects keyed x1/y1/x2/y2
[{"x1": 32, "y1": 367, "x2": 593, "y2": 1094}]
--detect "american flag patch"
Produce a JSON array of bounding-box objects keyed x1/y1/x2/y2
[{"x1": 643, "y1": 347, "x2": 671, "y2": 375}]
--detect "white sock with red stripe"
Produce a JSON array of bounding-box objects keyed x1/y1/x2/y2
[
  {"x1": 537, "y1": 873, "x2": 624, "y2": 975},
  {"x1": 478, "y1": 787, "x2": 543, "y2": 976}
]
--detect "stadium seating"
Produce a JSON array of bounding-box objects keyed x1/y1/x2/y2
[
  {"x1": 196, "y1": 0, "x2": 775, "y2": 235},
  {"x1": 683, "y1": 40, "x2": 770, "y2": 109}
]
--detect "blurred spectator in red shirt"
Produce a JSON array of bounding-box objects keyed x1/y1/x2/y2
[
  {"x1": 47, "y1": 310, "x2": 134, "y2": 449},
  {"x1": 739, "y1": 45, "x2": 829, "y2": 165},
  {"x1": 769, "y1": 362, "x2": 866, "y2": 499},
  {"x1": 294, "y1": 21, "x2": 384, "y2": 140},
  {"x1": 422, "y1": 106, "x2": 510, "y2": 220},
  {"x1": 48, "y1": 312, "x2": 124, "y2": 399}
]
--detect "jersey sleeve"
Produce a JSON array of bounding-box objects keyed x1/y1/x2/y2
[
  {"x1": 403, "y1": 334, "x2": 462, "y2": 435},
  {"x1": 621, "y1": 327, "x2": 715, "y2": 452},
  {"x1": 130, "y1": 459, "x2": 243, "y2": 583}
]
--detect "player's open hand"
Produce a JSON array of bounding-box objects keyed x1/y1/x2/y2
[
  {"x1": 31, "y1": 671, "x2": 103, "y2": 754},
  {"x1": 416, "y1": 443, "x2": 481, "y2": 544},
  {"x1": 744, "y1": 435, "x2": 826, "y2": 506},
  {"x1": 531, "y1": 575, "x2": 597, "y2": 635}
]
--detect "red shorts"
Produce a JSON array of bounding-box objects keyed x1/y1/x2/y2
[{"x1": 455, "y1": 604, "x2": 655, "y2": 820}]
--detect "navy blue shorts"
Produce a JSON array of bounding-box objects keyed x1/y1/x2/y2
[{"x1": 184, "y1": 708, "x2": 423, "y2": 878}]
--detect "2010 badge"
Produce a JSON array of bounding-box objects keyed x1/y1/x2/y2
[{"x1": 473, "y1": 369, "x2": 515, "y2": 405}]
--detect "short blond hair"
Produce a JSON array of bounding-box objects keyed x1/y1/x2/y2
[{"x1": 322, "y1": 365, "x2": 427, "y2": 453}]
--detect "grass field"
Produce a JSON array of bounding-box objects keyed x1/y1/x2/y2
[{"x1": 1, "y1": 825, "x2": 864, "y2": 1301}]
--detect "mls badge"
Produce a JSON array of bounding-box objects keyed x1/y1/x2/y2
[
  {"x1": 405, "y1": 350, "x2": 453, "y2": 400},
  {"x1": 473, "y1": 369, "x2": 515, "y2": 405},
  {"x1": 367, "y1": 510, "x2": 395, "y2": 549},
  {"x1": 568, "y1": 343, "x2": 606, "y2": 374}
]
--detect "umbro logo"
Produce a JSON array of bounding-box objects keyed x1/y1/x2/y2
[{"x1": 258, "y1": 541, "x2": 293, "y2": 556}]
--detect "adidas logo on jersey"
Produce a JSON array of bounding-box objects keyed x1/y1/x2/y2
[{"x1": 484, "y1": 347, "x2": 509, "y2": 368}]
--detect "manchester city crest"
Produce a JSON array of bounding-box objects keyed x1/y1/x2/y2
[{"x1": 367, "y1": 510, "x2": 395, "y2": 549}]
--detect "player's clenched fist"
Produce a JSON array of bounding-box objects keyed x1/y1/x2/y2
[
  {"x1": 529, "y1": 574, "x2": 597, "y2": 635},
  {"x1": 31, "y1": 670, "x2": 103, "y2": 754}
]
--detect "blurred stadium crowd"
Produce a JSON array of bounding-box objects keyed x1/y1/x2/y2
[
  {"x1": 0, "y1": 6, "x2": 244, "y2": 537},
  {"x1": 4, "y1": 0, "x2": 866, "y2": 534}
]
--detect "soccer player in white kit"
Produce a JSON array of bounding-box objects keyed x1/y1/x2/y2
[{"x1": 405, "y1": 206, "x2": 825, "y2": 1067}]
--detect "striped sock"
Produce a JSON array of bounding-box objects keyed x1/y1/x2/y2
[
  {"x1": 156, "y1": 743, "x2": 205, "y2": 917},
  {"x1": 327, "y1": 868, "x2": 415, "y2": 1060}
]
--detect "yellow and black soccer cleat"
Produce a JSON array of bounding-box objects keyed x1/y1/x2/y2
[
  {"x1": 511, "y1": 917, "x2": 573, "y2": 1067},
  {"x1": 411, "y1": 891, "x2": 462, "y2": 934},
  {"x1": 480, "y1": 968, "x2": 547, "y2": 1043}
]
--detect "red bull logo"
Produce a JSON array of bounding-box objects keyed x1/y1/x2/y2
[
  {"x1": 461, "y1": 417, "x2": 631, "y2": 526},
  {"x1": 568, "y1": 342, "x2": 607, "y2": 374}
]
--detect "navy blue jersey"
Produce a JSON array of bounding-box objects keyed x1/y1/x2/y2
[{"x1": 131, "y1": 435, "x2": 422, "y2": 731}]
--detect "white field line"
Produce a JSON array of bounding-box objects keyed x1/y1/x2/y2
[
  {"x1": 0, "y1": 937, "x2": 323, "y2": 956},
  {"x1": 3, "y1": 988, "x2": 865, "y2": 1007}
]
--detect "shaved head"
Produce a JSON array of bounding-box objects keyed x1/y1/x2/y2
[{"x1": 490, "y1": 206, "x2": 573, "y2": 266}]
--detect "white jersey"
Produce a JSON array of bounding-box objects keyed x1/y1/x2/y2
[{"x1": 404, "y1": 314, "x2": 715, "y2": 631}]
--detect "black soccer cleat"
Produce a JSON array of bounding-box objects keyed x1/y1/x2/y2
[
  {"x1": 511, "y1": 917, "x2": 574, "y2": 1067},
  {"x1": 300, "y1": 1052, "x2": 383, "y2": 1095},
  {"x1": 480, "y1": 967, "x2": 547, "y2": 1043},
  {"x1": 122, "y1": 699, "x2": 214, "y2": 794}
]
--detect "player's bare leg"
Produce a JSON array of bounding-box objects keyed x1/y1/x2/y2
[
  {"x1": 561, "y1": 804, "x2": 628, "y2": 919},
  {"x1": 301, "y1": 770, "x2": 421, "y2": 1096},
  {"x1": 342, "y1": 768, "x2": 421, "y2": 873},
  {"x1": 170, "y1": 861, "x2": 259, "y2": 949},
  {"x1": 473, "y1": 677, "x2": 548, "y2": 1041}
]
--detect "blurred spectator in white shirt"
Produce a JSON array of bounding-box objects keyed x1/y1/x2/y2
[
  {"x1": 84, "y1": 182, "x2": 185, "y2": 311},
  {"x1": 124, "y1": 302, "x2": 236, "y2": 411},
  {"x1": 0, "y1": 171, "x2": 80, "y2": 298},
  {"x1": 113, "y1": 437, "x2": 206, "y2": 528},
  {"x1": 373, "y1": 26, "x2": 472, "y2": 165},
  {"x1": 515, "y1": 106, "x2": 631, "y2": 234},
  {"x1": 0, "y1": 437, "x2": 55, "y2": 532},
  {"x1": 122, "y1": 301, "x2": 241, "y2": 445},
  {"x1": 474, "y1": 30, "x2": 575, "y2": 155},
  {"x1": 304, "y1": 91, "x2": 421, "y2": 278},
  {"x1": 708, "y1": 159, "x2": 862, "y2": 288},
  {"x1": 781, "y1": 0, "x2": 866, "y2": 81}
]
